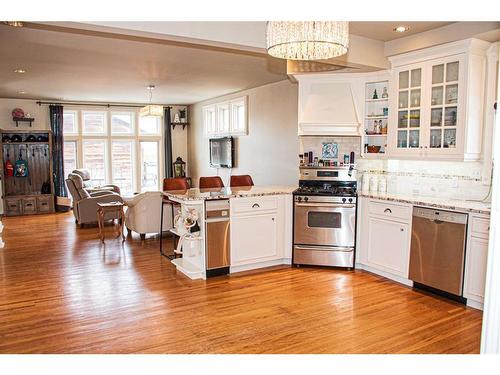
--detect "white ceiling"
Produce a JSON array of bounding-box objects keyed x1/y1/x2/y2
[
  {"x1": 0, "y1": 24, "x2": 287, "y2": 104},
  {"x1": 350, "y1": 22, "x2": 453, "y2": 41},
  {"x1": 0, "y1": 21, "x2": 497, "y2": 105}
]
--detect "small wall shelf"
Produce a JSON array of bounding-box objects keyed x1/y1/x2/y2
[
  {"x1": 13, "y1": 117, "x2": 35, "y2": 127},
  {"x1": 171, "y1": 122, "x2": 189, "y2": 130}
]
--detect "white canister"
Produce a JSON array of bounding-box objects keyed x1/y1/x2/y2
[
  {"x1": 362, "y1": 174, "x2": 370, "y2": 192},
  {"x1": 369, "y1": 176, "x2": 378, "y2": 192},
  {"x1": 378, "y1": 176, "x2": 387, "y2": 192}
]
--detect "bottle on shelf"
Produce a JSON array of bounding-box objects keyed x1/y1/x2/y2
[
  {"x1": 373, "y1": 89, "x2": 378, "y2": 99},
  {"x1": 382, "y1": 87, "x2": 388, "y2": 99}
]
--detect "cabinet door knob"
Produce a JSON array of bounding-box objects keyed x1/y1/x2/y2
[
  {"x1": 252, "y1": 203, "x2": 260, "y2": 208},
  {"x1": 400, "y1": 228, "x2": 404, "y2": 232},
  {"x1": 384, "y1": 208, "x2": 392, "y2": 214}
]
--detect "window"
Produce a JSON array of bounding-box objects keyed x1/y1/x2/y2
[
  {"x1": 111, "y1": 140, "x2": 134, "y2": 194},
  {"x1": 203, "y1": 105, "x2": 216, "y2": 136},
  {"x1": 230, "y1": 97, "x2": 248, "y2": 135},
  {"x1": 82, "y1": 111, "x2": 106, "y2": 134},
  {"x1": 203, "y1": 96, "x2": 247, "y2": 137},
  {"x1": 140, "y1": 141, "x2": 159, "y2": 192},
  {"x1": 63, "y1": 111, "x2": 78, "y2": 135},
  {"x1": 63, "y1": 108, "x2": 163, "y2": 192},
  {"x1": 139, "y1": 116, "x2": 161, "y2": 135},
  {"x1": 63, "y1": 141, "x2": 77, "y2": 179},
  {"x1": 83, "y1": 140, "x2": 106, "y2": 186},
  {"x1": 111, "y1": 112, "x2": 134, "y2": 135},
  {"x1": 216, "y1": 102, "x2": 230, "y2": 134}
]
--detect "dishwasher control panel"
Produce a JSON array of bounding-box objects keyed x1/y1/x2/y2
[{"x1": 413, "y1": 206, "x2": 468, "y2": 225}]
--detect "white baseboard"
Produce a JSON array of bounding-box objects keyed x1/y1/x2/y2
[
  {"x1": 466, "y1": 299, "x2": 484, "y2": 311},
  {"x1": 356, "y1": 263, "x2": 413, "y2": 287},
  {"x1": 230, "y1": 258, "x2": 291, "y2": 274}
]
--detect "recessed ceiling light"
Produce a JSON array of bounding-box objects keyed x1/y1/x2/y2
[
  {"x1": 147, "y1": 85, "x2": 155, "y2": 90},
  {"x1": 18, "y1": 91, "x2": 26, "y2": 94},
  {"x1": 394, "y1": 25, "x2": 409, "y2": 33},
  {"x1": 13, "y1": 69, "x2": 26, "y2": 74},
  {"x1": 3, "y1": 21, "x2": 24, "y2": 27}
]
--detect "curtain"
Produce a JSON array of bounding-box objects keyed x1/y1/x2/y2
[
  {"x1": 164, "y1": 106, "x2": 173, "y2": 179},
  {"x1": 49, "y1": 105, "x2": 68, "y2": 211}
]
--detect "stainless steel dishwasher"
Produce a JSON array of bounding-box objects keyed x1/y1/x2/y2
[
  {"x1": 409, "y1": 206, "x2": 468, "y2": 301},
  {"x1": 205, "y1": 199, "x2": 230, "y2": 277}
]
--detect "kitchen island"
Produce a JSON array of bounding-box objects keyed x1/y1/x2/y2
[{"x1": 163, "y1": 186, "x2": 295, "y2": 280}]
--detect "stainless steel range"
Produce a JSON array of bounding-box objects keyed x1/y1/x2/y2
[{"x1": 293, "y1": 166, "x2": 357, "y2": 268}]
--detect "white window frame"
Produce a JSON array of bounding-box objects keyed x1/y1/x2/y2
[
  {"x1": 63, "y1": 106, "x2": 164, "y2": 193},
  {"x1": 203, "y1": 96, "x2": 248, "y2": 137}
]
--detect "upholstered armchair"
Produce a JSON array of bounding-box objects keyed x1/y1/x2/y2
[
  {"x1": 72, "y1": 168, "x2": 121, "y2": 195},
  {"x1": 123, "y1": 191, "x2": 173, "y2": 239},
  {"x1": 66, "y1": 173, "x2": 123, "y2": 226}
]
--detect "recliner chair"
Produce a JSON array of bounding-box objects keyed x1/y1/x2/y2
[
  {"x1": 72, "y1": 168, "x2": 121, "y2": 195},
  {"x1": 66, "y1": 173, "x2": 123, "y2": 226}
]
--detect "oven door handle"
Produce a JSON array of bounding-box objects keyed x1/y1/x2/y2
[
  {"x1": 294, "y1": 245, "x2": 354, "y2": 252},
  {"x1": 295, "y1": 202, "x2": 356, "y2": 209}
]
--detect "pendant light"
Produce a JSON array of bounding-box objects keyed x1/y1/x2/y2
[
  {"x1": 266, "y1": 21, "x2": 349, "y2": 61},
  {"x1": 140, "y1": 85, "x2": 163, "y2": 118}
]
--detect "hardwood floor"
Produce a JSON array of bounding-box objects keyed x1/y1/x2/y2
[{"x1": 0, "y1": 212, "x2": 483, "y2": 354}]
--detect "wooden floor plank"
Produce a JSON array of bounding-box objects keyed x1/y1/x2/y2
[{"x1": 0, "y1": 212, "x2": 483, "y2": 353}]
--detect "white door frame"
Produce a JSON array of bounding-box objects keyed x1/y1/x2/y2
[{"x1": 481, "y1": 43, "x2": 499, "y2": 353}]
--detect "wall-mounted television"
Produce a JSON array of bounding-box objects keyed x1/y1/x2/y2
[{"x1": 209, "y1": 137, "x2": 234, "y2": 168}]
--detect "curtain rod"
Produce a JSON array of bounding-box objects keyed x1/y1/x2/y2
[{"x1": 36, "y1": 100, "x2": 172, "y2": 109}]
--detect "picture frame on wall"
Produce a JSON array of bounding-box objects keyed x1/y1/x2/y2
[{"x1": 321, "y1": 142, "x2": 338, "y2": 159}]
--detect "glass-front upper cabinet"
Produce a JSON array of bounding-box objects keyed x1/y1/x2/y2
[
  {"x1": 388, "y1": 40, "x2": 488, "y2": 161},
  {"x1": 429, "y1": 61, "x2": 459, "y2": 149},
  {"x1": 397, "y1": 67, "x2": 422, "y2": 149}
]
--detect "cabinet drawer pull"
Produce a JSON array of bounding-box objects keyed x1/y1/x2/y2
[
  {"x1": 252, "y1": 203, "x2": 260, "y2": 208},
  {"x1": 384, "y1": 208, "x2": 392, "y2": 214}
]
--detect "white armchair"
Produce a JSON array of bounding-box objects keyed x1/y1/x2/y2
[{"x1": 123, "y1": 191, "x2": 173, "y2": 239}]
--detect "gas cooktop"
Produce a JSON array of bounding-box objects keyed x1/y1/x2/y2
[{"x1": 293, "y1": 185, "x2": 357, "y2": 197}]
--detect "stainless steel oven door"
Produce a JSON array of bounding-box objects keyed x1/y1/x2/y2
[{"x1": 294, "y1": 202, "x2": 355, "y2": 247}]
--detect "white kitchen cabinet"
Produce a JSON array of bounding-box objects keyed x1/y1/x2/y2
[
  {"x1": 464, "y1": 213, "x2": 490, "y2": 309},
  {"x1": 366, "y1": 217, "x2": 410, "y2": 277},
  {"x1": 357, "y1": 197, "x2": 412, "y2": 284},
  {"x1": 230, "y1": 195, "x2": 291, "y2": 270},
  {"x1": 388, "y1": 39, "x2": 490, "y2": 161},
  {"x1": 231, "y1": 213, "x2": 278, "y2": 265}
]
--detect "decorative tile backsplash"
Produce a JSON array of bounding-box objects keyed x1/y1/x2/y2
[
  {"x1": 299, "y1": 136, "x2": 361, "y2": 163},
  {"x1": 357, "y1": 159, "x2": 491, "y2": 201}
]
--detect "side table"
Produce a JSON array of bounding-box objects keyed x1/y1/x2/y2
[{"x1": 97, "y1": 201, "x2": 125, "y2": 242}]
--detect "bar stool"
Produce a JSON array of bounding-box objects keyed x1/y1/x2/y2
[
  {"x1": 230, "y1": 175, "x2": 254, "y2": 187},
  {"x1": 199, "y1": 176, "x2": 224, "y2": 189}
]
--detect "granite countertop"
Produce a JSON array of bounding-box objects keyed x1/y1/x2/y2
[
  {"x1": 359, "y1": 191, "x2": 491, "y2": 214},
  {"x1": 163, "y1": 185, "x2": 297, "y2": 201}
]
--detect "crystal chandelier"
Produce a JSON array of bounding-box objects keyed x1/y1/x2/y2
[
  {"x1": 266, "y1": 21, "x2": 349, "y2": 61},
  {"x1": 140, "y1": 85, "x2": 163, "y2": 117}
]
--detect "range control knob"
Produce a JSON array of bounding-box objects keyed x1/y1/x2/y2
[
  {"x1": 342, "y1": 198, "x2": 347, "y2": 203},
  {"x1": 297, "y1": 196, "x2": 302, "y2": 202},
  {"x1": 348, "y1": 198, "x2": 353, "y2": 203},
  {"x1": 304, "y1": 197, "x2": 309, "y2": 202}
]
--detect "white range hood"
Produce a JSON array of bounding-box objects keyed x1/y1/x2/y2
[{"x1": 295, "y1": 74, "x2": 363, "y2": 136}]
